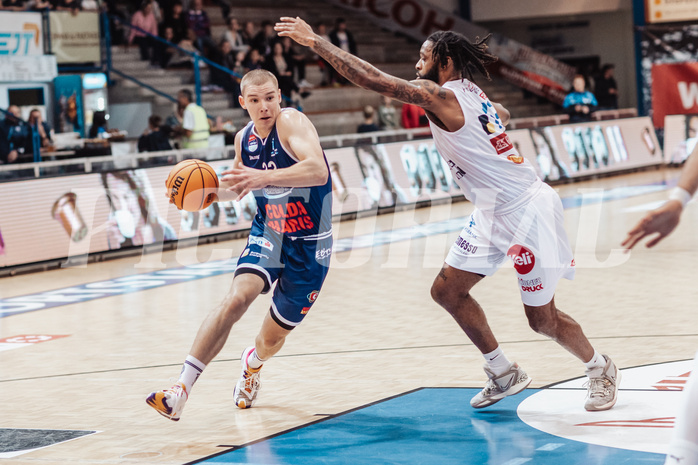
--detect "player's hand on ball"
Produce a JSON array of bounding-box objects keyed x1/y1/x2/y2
[
  {"x1": 275, "y1": 17, "x2": 315, "y2": 47},
  {"x1": 221, "y1": 166, "x2": 269, "y2": 201}
]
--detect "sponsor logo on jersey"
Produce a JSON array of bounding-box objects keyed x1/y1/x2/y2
[
  {"x1": 447, "y1": 160, "x2": 466, "y2": 180},
  {"x1": 507, "y1": 154, "x2": 524, "y2": 164},
  {"x1": 241, "y1": 248, "x2": 250, "y2": 258},
  {"x1": 265, "y1": 200, "x2": 316, "y2": 234},
  {"x1": 263, "y1": 186, "x2": 293, "y2": 199},
  {"x1": 307, "y1": 290, "x2": 319, "y2": 303},
  {"x1": 455, "y1": 237, "x2": 478, "y2": 254},
  {"x1": 248, "y1": 236, "x2": 274, "y2": 251},
  {"x1": 508, "y1": 245, "x2": 535, "y2": 275},
  {"x1": 490, "y1": 132, "x2": 514, "y2": 155},
  {"x1": 248, "y1": 251, "x2": 269, "y2": 260},
  {"x1": 315, "y1": 248, "x2": 332, "y2": 261},
  {"x1": 248, "y1": 134, "x2": 259, "y2": 152}
]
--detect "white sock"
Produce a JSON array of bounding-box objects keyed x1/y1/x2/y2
[
  {"x1": 584, "y1": 350, "x2": 605, "y2": 372},
  {"x1": 246, "y1": 348, "x2": 267, "y2": 370},
  {"x1": 178, "y1": 355, "x2": 206, "y2": 392},
  {"x1": 665, "y1": 353, "x2": 698, "y2": 464},
  {"x1": 483, "y1": 346, "x2": 511, "y2": 376}
]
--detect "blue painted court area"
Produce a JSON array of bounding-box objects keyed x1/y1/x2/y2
[{"x1": 195, "y1": 388, "x2": 664, "y2": 465}]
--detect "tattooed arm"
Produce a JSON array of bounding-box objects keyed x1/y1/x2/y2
[{"x1": 275, "y1": 16, "x2": 463, "y2": 130}]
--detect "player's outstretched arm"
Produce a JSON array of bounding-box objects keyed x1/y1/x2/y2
[
  {"x1": 623, "y1": 143, "x2": 698, "y2": 249},
  {"x1": 275, "y1": 16, "x2": 445, "y2": 110}
]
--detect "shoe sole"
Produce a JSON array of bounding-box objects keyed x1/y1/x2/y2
[
  {"x1": 585, "y1": 370, "x2": 621, "y2": 412},
  {"x1": 471, "y1": 376, "x2": 533, "y2": 409}
]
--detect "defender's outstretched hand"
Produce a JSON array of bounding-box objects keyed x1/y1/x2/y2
[
  {"x1": 622, "y1": 200, "x2": 683, "y2": 250},
  {"x1": 275, "y1": 17, "x2": 316, "y2": 47}
]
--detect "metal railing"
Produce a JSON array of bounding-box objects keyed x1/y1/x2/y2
[{"x1": 105, "y1": 14, "x2": 297, "y2": 108}]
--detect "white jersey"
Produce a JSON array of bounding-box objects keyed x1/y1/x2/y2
[{"x1": 429, "y1": 79, "x2": 538, "y2": 213}]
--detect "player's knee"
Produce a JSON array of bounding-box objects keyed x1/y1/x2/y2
[
  {"x1": 431, "y1": 280, "x2": 465, "y2": 312},
  {"x1": 222, "y1": 293, "x2": 253, "y2": 320},
  {"x1": 257, "y1": 331, "x2": 285, "y2": 350},
  {"x1": 526, "y1": 310, "x2": 557, "y2": 336}
]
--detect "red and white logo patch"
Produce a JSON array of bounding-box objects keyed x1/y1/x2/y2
[
  {"x1": 508, "y1": 245, "x2": 535, "y2": 275},
  {"x1": 307, "y1": 290, "x2": 319, "y2": 303},
  {"x1": 248, "y1": 134, "x2": 259, "y2": 152},
  {"x1": 490, "y1": 133, "x2": 514, "y2": 155}
]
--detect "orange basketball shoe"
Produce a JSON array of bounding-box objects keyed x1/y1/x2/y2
[
  {"x1": 233, "y1": 346, "x2": 262, "y2": 409},
  {"x1": 146, "y1": 382, "x2": 188, "y2": 421}
]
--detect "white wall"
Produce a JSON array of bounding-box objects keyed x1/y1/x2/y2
[
  {"x1": 471, "y1": 0, "x2": 631, "y2": 21},
  {"x1": 480, "y1": 10, "x2": 637, "y2": 109}
]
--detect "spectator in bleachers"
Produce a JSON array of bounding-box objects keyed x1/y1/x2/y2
[
  {"x1": 329, "y1": 18, "x2": 356, "y2": 86},
  {"x1": 563, "y1": 74, "x2": 598, "y2": 123},
  {"x1": 241, "y1": 20, "x2": 256, "y2": 46},
  {"x1": 27, "y1": 0, "x2": 52, "y2": 10},
  {"x1": 2, "y1": 0, "x2": 27, "y2": 11},
  {"x1": 129, "y1": 1, "x2": 158, "y2": 62},
  {"x1": 401, "y1": 103, "x2": 428, "y2": 129},
  {"x1": 138, "y1": 115, "x2": 172, "y2": 153},
  {"x1": 595, "y1": 64, "x2": 619, "y2": 110},
  {"x1": 185, "y1": 0, "x2": 215, "y2": 53},
  {"x1": 208, "y1": 39, "x2": 241, "y2": 104},
  {"x1": 0, "y1": 109, "x2": 18, "y2": 165},
  {"x1": 377, "y1": 96, "x2": 399, "y2": 130},
  {"x1": 314, "y1": 22, "x2": 333, "y2": 86},
  {"x1": 178, "y1": 88, "x2": 209, "y2": 149},
  {"x1": 153, "y1": 26, "x2": 175, "y2": 68},
  {"x1": 3, "y1": 106, "x2": 28, "y2": 158},
  {"x1": 161, "y1": 1, "x2": 188, "y2": 45},
  {"x1": 89, "y1": 110, "x2": 109, "y2": 139},
  {"x1": 357, "y1": 105, "x2": 381, "y2": 133},
  {"x1": 51, "y1": 0, "x2": 81, "y2": 11},
  {"x1": 243, "y1": 47, "x2": 264, "y2": 73},
  {"x1": 252, "y1": 20, "x2": 277, "y2": 57},
  {"x1": 281, "y1": 36, "x2": 312, "y2": 89},
  {"x1": 222, "y1": 17, "x2": 249, "y2": 55},
  {"x1": 25, "y1": 109, "x2": 53, "y2": 155},
  {"x1": 263, "y1": 41, "x2": 307, "y2": 106}
]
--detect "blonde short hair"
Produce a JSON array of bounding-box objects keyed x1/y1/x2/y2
[{"x1": 240, "y1": 69, "x2": 279, "y2": 96}]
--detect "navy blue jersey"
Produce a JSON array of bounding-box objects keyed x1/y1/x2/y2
[{"x1": 239, "y1": 113, "x2": 333, "y2": 239}]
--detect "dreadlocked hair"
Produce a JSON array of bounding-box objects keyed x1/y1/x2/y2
[{"x1": 427, "y1": 31, "x2": 497, "y2": 82}]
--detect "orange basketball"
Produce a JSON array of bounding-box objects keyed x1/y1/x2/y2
[{"x1": 166, "y1": 159, "x2": 219, "y2": 212}]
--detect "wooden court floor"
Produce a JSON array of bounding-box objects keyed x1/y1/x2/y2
[{"x1": 1, "y1": 166, "x2": 696, "y2": 464}]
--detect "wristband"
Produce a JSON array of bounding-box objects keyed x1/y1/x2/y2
[{"x1": 669, "y1": 187, "x2": 692, "y2": 208}]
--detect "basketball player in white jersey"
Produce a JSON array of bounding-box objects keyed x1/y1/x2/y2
[
  {"x1": 276, "y1": 17, "x2": 619, "y2": 411},
  {"x1": 624, "y1": 146, "x2": 698, "y2": 465}
]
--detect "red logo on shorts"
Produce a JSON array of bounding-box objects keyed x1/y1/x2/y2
[
  {"x1": 508, "y1": 245, "x2": 535, "y2": 275},
  {"x1": 301, "y1": 307, "x2": 311, "y2": 315},
  {"x1": 307, "y1": 290, "x2": 319, "y2": 303}
]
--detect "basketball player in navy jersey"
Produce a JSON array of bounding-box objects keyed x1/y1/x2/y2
[
  {"x1": 147, "y1": 69, "x2": 333, "y2": 420},
  {"x1": 276, "y1": 17, "x2": 619, "y2": 411},
  {"x1": 624, "y1": 146, "x2": 698, "y2": 465}
]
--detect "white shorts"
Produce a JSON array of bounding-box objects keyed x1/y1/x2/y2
[{"x1": 445, "y1": 180, "x2": 575, "y2": 306}]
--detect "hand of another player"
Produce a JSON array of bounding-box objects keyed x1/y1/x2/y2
[
  {"x1": 622, "y1": 200, "x2": 683, "y2": 250},
  {"x1": 221, "y1": 166, "x2": 269, "y2": 201},
  {"x1": 275, "y1": 17, "x2": 315, "y2": 47}
]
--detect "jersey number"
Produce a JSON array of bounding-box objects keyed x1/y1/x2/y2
[{"x1": 262, "y1": 161, "x2": 277, "y2": 170}]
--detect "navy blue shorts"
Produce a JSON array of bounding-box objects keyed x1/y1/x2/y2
[{"x1": 235, "y1": 225, "x2": 332, "y2": 330}]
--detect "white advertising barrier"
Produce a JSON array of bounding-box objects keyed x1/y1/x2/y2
[
  {"x1": 0, "y1": 55, "x2": 57, "y2": 82},
  {"x1": 663, "y1": 114, "x2": 698, "y2": 164},
  {"x1": 516, "y1": 117, "x2": 662, "y2": 181},
  {"x1": 0, "y1": 12, "x2": 43, "y2": 56},
  {"x1": 0, "y1": 118, "x2": 662, "y2": 269}
]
